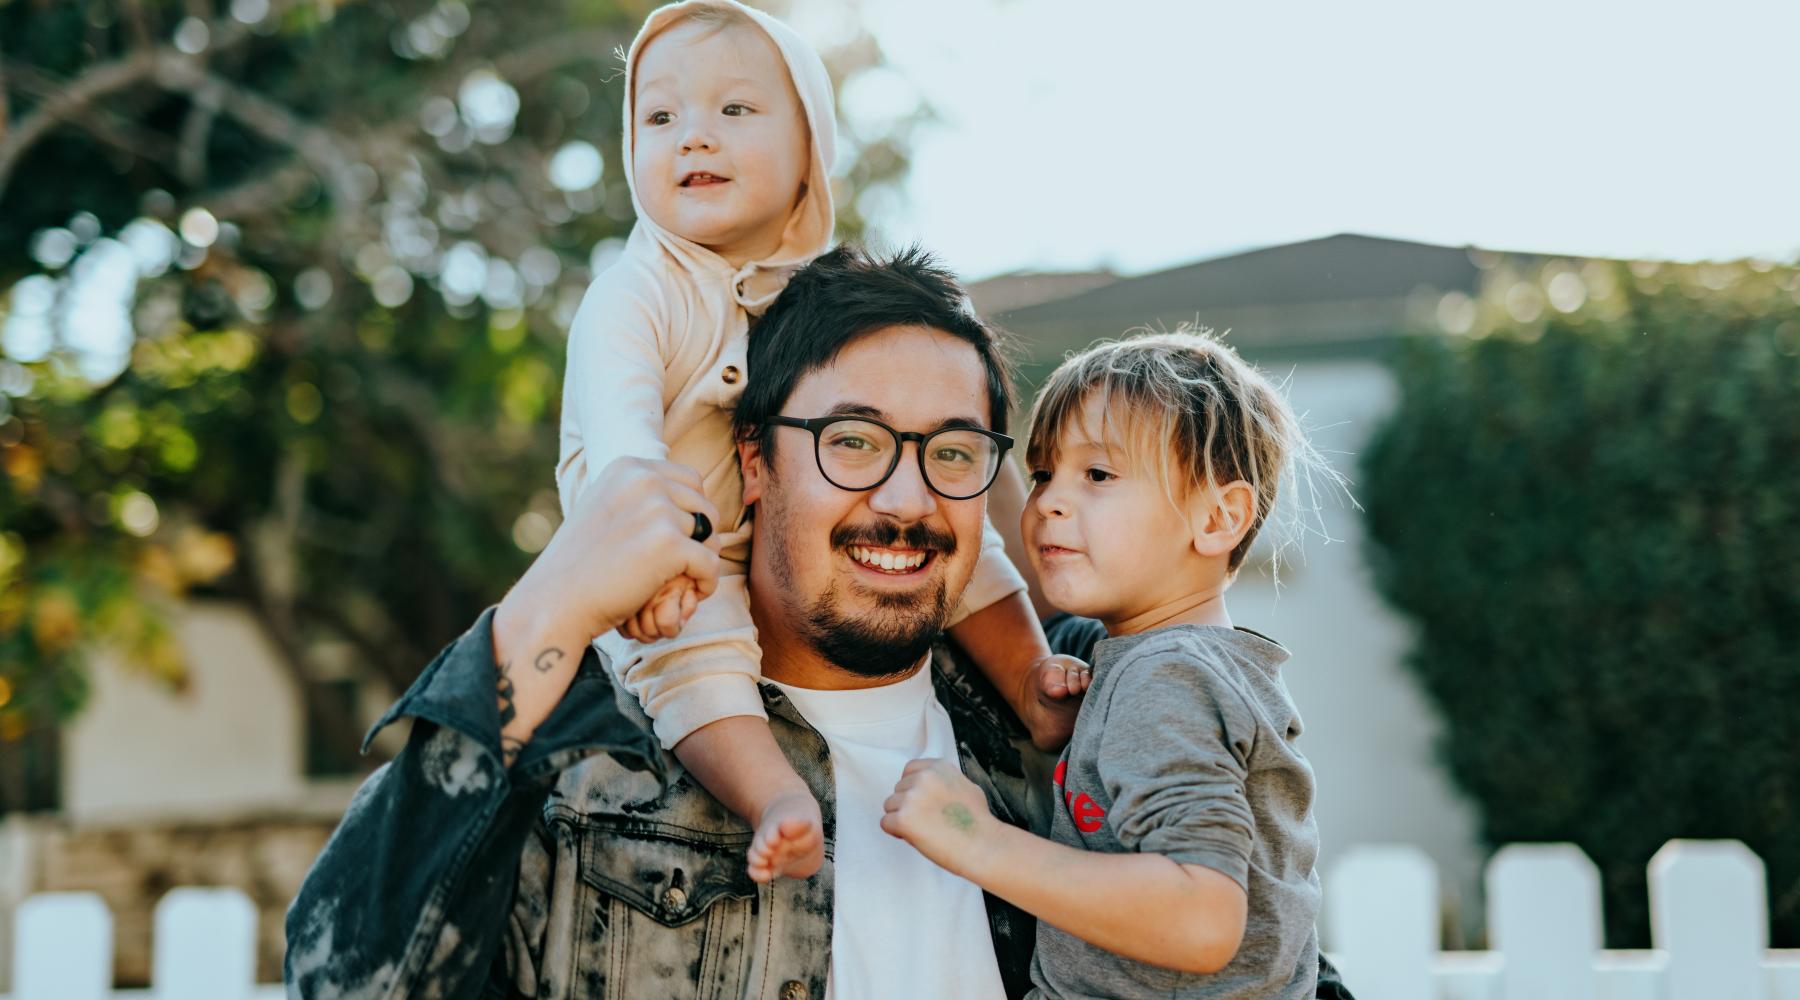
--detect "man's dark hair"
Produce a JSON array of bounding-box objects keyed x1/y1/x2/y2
[{"x1": 732, "y1": 243, "x2": 1015, "y2": 458}]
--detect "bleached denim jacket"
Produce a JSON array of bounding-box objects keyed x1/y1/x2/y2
[{"x1": 283, "y1": 608, "x2": 1055, "y2": 999}]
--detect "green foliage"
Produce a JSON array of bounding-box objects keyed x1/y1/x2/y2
[
  {"x1": 1361, "y1": 258, "x2": 1800, "y2": 946},
  {"x1": 0, "y1": 0, "x2": 916, "y2": 786}
]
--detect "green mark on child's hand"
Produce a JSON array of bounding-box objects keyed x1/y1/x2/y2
[{"x1": 944, "y1": 802, "x2": 976, "y2": 833}]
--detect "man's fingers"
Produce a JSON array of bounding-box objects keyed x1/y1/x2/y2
[
  {"x1": 679, "y1": 544, "x2": 722, "y2": 596},
  {"x1": 659, "y1": 479, "x2": 721, "y2": 537},
  {"x1": 651, "y1": 459, "x2": 706, "y2": 493}
]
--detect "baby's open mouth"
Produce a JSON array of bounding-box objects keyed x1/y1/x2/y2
[
  {"x1": 680, "y1": 172, "x2": 729, "y2": 187},
  {"x1": 847, "y1": 545, "x2": 932, "y2": 575}
]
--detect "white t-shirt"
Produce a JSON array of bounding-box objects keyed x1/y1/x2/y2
[{"x1": 771, "y1": 660, "x2": 1008, "y2": 1000}]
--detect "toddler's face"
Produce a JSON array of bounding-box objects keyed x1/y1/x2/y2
[
  {"x1": 1022, "y1": 396, "x2": 1205, "y2": 629},
  {"x1": 631, "y1": 20, "x2": 811, "y2": 265}
]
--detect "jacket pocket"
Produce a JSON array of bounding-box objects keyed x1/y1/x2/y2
[{"x1": 575, "y1": 819, "x2": 758, "y2": 1000}]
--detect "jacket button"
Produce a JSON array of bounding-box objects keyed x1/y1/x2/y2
[
  {"x1": 661, "y1": 886, "x2": 687, "y2": 912},
  {"x1": 721, "y1": 365, "x2": 740, "y2": 385},
  {"x1": 779, "y1": 981, "x2": 808, "y2": 1000}
]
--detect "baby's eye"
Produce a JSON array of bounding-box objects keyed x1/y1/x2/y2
[
  {"x1": 645, "y1": 110, "x2": 672, "y2": 126},
  {"x1": 1084, "y1": 468, "x2": 1115, "y2": 483},
  {"x1": 722, "y1": 103, "x2": 751, "y2": 116},
  {"x1": 1027, "y1": 470, "x2": 1051, "y2": 486}
]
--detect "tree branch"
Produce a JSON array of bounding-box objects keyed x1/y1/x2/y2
[{"x1": 0, "y1": 0, "x2": 316, "y2": 198}]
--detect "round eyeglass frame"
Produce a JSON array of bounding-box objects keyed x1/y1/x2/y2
[{"x1": 763, "y1": 414, "x2": 1014, "y2": 500}]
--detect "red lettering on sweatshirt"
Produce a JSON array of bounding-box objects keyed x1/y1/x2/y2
[{"x1": 1051, "y1": 758, "x2": 1106, "y2": 833}]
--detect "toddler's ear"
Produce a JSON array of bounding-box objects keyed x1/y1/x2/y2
[{"x1": 1188, "y1": 481, "x2": 1256, "y2": 559}]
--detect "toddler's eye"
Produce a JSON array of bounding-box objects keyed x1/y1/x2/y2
[
  {"x1": 722, "y1": 103, "x2": 751, "y2": 116},
  {"x1": 1084, "y1": 468, "x2": 1114, "y2": 483},
  {"x1": 1027, "y1": 470, "x2": 1051, "y2": 486},
  {"x1": 645, "y1": 110, "x2": 672, "y2": 126}
]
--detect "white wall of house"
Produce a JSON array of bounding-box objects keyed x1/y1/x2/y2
[
  {"x1": 61, "y1": 602, "x2": 341, "y2": 825},
  {"x1": 1228, "y1": 358, "x2": 1486, "y2": 942}
]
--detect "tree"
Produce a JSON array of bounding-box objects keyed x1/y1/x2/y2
[
  {"x1": 1360, "y1": 256, "x2": 1800, "y2": 945},
  {"x1": 0, "y1": 0, "x2": 925, "y2": 806}
]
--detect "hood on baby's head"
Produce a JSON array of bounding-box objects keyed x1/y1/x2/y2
[{"x1": 620, "y1": 0, "x2": 837, "y2": 274}]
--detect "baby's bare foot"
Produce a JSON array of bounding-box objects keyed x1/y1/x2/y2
[{"x1": 745, "y1": 792, "x2": 824, "y2": 883}]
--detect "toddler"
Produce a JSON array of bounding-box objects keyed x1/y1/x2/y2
[
  {"x1": 884, "y1": 330, "x2": 1332, "y2": 998},
  {"x1": 558, "y1": 0, "x2": 1077, "y2": 883}
]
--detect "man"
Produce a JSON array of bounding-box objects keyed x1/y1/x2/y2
[
  {"x1": 284, "y1": 245, "x2": 1353, "y2": 1000},
  {"x1": 287, "y1": 245, "x2": 1051, "y2": 999}
]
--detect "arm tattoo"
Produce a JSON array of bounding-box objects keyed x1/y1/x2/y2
[
  {"x1": 495, "y1": 646, "x2": 565, "y2": 768},
  {"x1": 533, "y1": 647, "x2": 565, "y2": 673},
  {"x1": 496, "y1": 660, "x2": 520, "y2": 767}
]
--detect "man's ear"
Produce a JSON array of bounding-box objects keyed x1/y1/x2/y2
[
  {"x1": 1188, "y1": 480, "x2": 1256, "y2": 559},
  {"x1": 738, "y1": 433, "x2": 767, "y2": 506}
]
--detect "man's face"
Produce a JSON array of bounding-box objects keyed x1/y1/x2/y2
[{"x1": 742, "y1": 325, "x2": 992, "y2": 678}]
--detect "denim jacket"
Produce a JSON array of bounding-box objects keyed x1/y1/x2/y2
[{"x1": 284, "y1": 608, "x2": 1055, "y2": 999}]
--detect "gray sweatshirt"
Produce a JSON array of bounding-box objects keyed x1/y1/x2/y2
[{"x1": 1028, "y1": 624, "x2": 1321, "y2": 1000}]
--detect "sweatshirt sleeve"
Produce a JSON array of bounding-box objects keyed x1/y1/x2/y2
[
  {"x1": 1095, "y1": 646, "x2": 1259, "y2": 888},
  {"x1": 946, "y1": 513, "x2": 1028, "y2": 626},
  {"x1": 556, "y1": 265, "x2": 672, "y2": 516}
]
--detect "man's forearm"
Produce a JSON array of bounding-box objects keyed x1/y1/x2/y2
[
  {"x1": 492, "y1": 588, "x2": 592, "y2": 766},
  {"x1": 964, "y1": 824, "x2": 1248, "y2": 975}
]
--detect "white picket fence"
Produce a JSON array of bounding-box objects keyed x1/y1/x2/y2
[{"x1": 2, "y1": 838, "x2": 1797, "y2": 998}]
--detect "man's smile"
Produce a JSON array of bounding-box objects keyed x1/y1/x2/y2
[{"x1": 847, "y1": 544, "x2": 932, "y2": 575}]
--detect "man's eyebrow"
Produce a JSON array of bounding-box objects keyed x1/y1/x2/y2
[
  {"x1": 821, "y1": 403, "x2": 990, "y2": 432},
  {"x1": 824, "y1": 402, "x2": 887, "y2": 420}
]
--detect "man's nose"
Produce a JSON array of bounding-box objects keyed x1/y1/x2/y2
[{"x1": 867, "y1": 444, "x2": 938, "y2": 523}]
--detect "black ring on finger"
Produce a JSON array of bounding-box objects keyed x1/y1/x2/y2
[{"x1": 690, "y1": 511, "x2": 713, "y2": 543}]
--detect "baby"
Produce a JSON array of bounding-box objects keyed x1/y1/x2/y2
[
  {"x1": 884, "y1": 330, "x2": 1332, "y2": 998},
  {"x1": 557, "y1": 0, "x2": 1078, "y2": 882}
]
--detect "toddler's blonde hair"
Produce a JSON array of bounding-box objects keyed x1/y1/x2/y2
[{"x1": 1024, "y1": 327, "x2": 1342, "y2": 577}]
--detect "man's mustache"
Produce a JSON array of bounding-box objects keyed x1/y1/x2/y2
[{"x1": 830, "y1": 520, "x2": 957, "y2": 555}]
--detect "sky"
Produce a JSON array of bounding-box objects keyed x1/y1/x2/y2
[{"x1": 800, "y1": 0, "x2": 1800, "y2": 281}]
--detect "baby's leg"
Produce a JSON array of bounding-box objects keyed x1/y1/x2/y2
[{"x1": 675, "y1": 718, "x2": 823, "y2": 882}]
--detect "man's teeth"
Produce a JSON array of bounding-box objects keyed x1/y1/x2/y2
[{"x1": 849, "y1": 546, "x2": 928, "y2": 572}]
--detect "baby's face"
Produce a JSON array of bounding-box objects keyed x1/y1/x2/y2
[{"x1": 631, "y1": 20, "x2": 811, "y2": 265}]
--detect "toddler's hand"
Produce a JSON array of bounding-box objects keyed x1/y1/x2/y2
[
  {"x1": 618, "y1": 575, "x2": 700, "y2": 642},
  {"x1": 880, "y1": 758, "x2": 996, "y2": 878},
  {"x1": 1023, "y1": 654, "x2": 1090, "y2": 750}
]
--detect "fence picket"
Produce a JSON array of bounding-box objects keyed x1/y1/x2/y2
[
  {"x1": 1650, "y1": 839, "x2": 1767, "y2": 1000},
  {"x1": 14, "y1": 893, "x2": 110, "y2": 1000},
  {"x1": 153, "y1": 888, "x2": 258, "y2": 1000},
  {"x1": 1326, "y1": 844, "x2": 1436, "y2": 1000},
  {"x1": 1487, "y1": 843, "x2": 1601, "y2": 1000}
]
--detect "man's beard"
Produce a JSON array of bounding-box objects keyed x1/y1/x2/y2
[{"x1": 772, "y1": 509, "x2": 959, "y2": 679}]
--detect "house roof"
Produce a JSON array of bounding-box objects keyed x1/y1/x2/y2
[{"x1": 972, "y1": 233, "x2": 1540, "y2": 373}]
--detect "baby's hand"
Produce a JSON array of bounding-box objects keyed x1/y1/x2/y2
[
  {"x1": 617, "y1": 575, "x2": 700, "y2": 643},
  {"x1": 1024, "y1": 654, "x2": 1090, "y2": 750},
  {"x1": 880, "y1": 758, "x2": 995, "y2": 878}
]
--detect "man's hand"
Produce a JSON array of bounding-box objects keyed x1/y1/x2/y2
[
  {"x1": 881, "y1": 758, "x2": 998, "y2": 879},
  {"x1": 490, "y1": 458, "x2": 722, "y2": 764}
]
